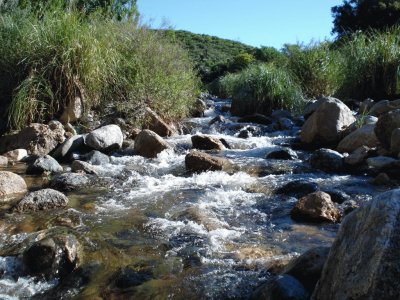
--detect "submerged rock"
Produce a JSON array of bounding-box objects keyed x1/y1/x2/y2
[
  {"x1": 26, "y1": 155, "x2": 63, "y2": 175},
  {"x1": 185, "y1": 151, "x2": 227, "y2": 173},
  {"x1": 134, "y1": 130, "x2": 171, "y2": 158},
  {"x1": 85, "y1": 125, "x2": 123, "y2": 152},
  {"x1": 0, "y1": 171, "x2": 27, "y2": 198},
  {"x1": 291, "y1": 191, "x2": 341, "y2": 223},
  {"x1": 309, "y1": 148, "x2": 344, "y2": 172},
  {"x1": 50, "y1": 173, "x2": 90, "y2": 192},
  {"x1": 251, "y1": 275, "x2": 309, "y2": 300},
  {"x1": 312, "y1": 189, "x2": 400, "y2": 300},
  {"x1": 275, "y1": 180, "x2": 319, "y2": 198},
  {"x1": 191, "y1": 135, "x2": 225, "y2": 151},
  {"x1": 12, "y1": 189, "x2": 68, "y2": 212},
  {"x1": 113, "y1": 266, "x2": 153, "y2": 289}
]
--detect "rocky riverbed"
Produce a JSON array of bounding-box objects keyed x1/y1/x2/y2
[{"x1": 0, "y1": 97, "x2": 399, "y2": 299}]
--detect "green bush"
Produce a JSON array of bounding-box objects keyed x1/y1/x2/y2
[
  {"x1": 0, "y1": 7, "x2": 199, "y2": 131},
  {"x1": 219, "y1": 64, "x2": 304, "y2": 116},
  {"x1": 284, "y1": 42, "x2": 343, "y2": 99},
  {"x1": 337, "y1": 28, "x2": 400, "y2": 100}
]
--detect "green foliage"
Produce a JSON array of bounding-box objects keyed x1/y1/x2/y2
[
  {"x1": 228, "y1": 53, "x2": 255, "y2": 72},
  {"x1": 337, "y1": 28, "x2": 400, "y2": 99},
  {"x1": 284, "y1": 42, "x2": 343, "y2": 98},
  {"x1": 218, "y1": 64, "x2": 304, "y2": 116},
  {"x1": 254, "y1": 46, "x2": 287, "y2": 65},
  {"x1": 0, "y1": 6, "x2": 198, "y2": 131},
  {"x1": 332, "y1": 0, "x2": 400, "y2": 38}
]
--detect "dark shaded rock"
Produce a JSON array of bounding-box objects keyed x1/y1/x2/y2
[
  {"x1": 283, "y1": 246, "x2": 330, "y2": 293},
  {"x1": 192, "y1": 99, "x2": 207, "y2": 117},
  {"x1": 275, "y1": 180, "x2": 319, "y2": 198},
  {"x1": 271, "y1": 109, "x2": 292, "y2": 120},
  {"x1": 251, "y1": 275, "x2": 309, "y2": 300},
  {"x1": 113, "y1": 267, "x2": 153, "y2": 289},
  {"x1": 52, "y1": 134, "x2": 86, "y2": 161},
  {"x1": 185, "y1": 151, "x2": 228, "y2": 173},
  {"x1": 323, "y1": 189, "x2": 350, "y2": 204},
  {"x1": 366, "y1": 156, "x2": 397, "y2": 169},
  {"x1": 238, "y1": 114, "x2": 272, "y2": 125},
  {"x1": 12, "y1": 189, "x2": 68, "y2": 212},
  {"x1": 134, "y1": 130, "x2": 171, "y2": 158},
  {"x1": 219, "y1": 138, "x2": 231, "y2": 149},
  {"x1": 80, "y1": 150, "x2": 110, "y2": 165},
  {"x1": 372, "y1": 172, "x2": 393, "y2": 186},
  {"x1": 238, "y1": 130, "x2": 250, "y2": 139},
  {"x1": 337, "y1": 124, "x2": 378, "y2": 153},
  {"x1": 344, "y1": 146, "x2": 370, "y2": 166},
  {"x1": 309, "y1": 148, "x2": 344, "y2": 172},
  {"x1": 26, "y1": 155, "x2": 63, "y2": 175},
  {"x1": 374, "y1": 109, "x2": 400, "y2": 149},
  {"x1": 369, "y1": 99, "x2": 400, "y2": 116},
  {"x1": 0, "y1": 171, "x2": 27, "y2": 198},
  {"x1": 209, "y1": 115, "x2": 225, "y2": 125},
  {"x1": 85, "y1": 124, "x2": 123, "y2": 152},
  {"x1": 50, "y1": 173, "x2": 90, "y2": 192},
  {"x1": 278, "y1": 118, "x2": 295, "y2": 130},
  {"x1": 312, "y1": 189, "x2": 400, "y2": 300},
  {"x1": 266, "y1": 148, "x2": 298, "y2": 160},
  {"x1": 191, "y1": 135, "x2": 225, "y2": 151},
  {"x1": 291, "y1": 191, "x2": 341, "y2": 223}
]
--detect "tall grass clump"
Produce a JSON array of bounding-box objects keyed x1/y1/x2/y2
[
  {"x1": 337, "y1": 28, "x2": 400, "y2": 100},
  {"x1": 219, "y1": 64, "x2": 304, "y2": 116},
  {"x1": 0, "y1": 5, "x2": 199, "y2": 131},
  {"x1": 284, "y1": 42, "x2": 343, "y2": 99}
]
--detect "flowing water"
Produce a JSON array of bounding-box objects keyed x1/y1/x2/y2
[{"x1": 0, "y1": 99, "x2": 385, "y2": 299}]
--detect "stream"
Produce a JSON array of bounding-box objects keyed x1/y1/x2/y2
[{"x1": 0, "y1": 99, "x2": 384, "y2": 299}]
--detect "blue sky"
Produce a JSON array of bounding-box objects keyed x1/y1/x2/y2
[{"x1": 137, "y1": 0, "x2": 343, "y2": 49}]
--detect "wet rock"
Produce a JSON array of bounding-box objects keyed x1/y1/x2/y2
[
  {"x1": 23, "y1": 234, "x2": 80, "y2": 280},
  {"x1": 113, "y1": 266, "x2": 153, "y2": 289},
  {"x1": 185, "y1": 151, "x2": 227, "y2": 173},
  {"x1": 12, "y1": 189, "x2": 68, "y2": 212},
  {"x1": 238, "y1": 129, "x2": 250, "y2": 139},
  {"x1": 366, "y1": 156, "x2": 397, "y2": 169},
  {"x1": 221, "y1": 105, "x2": 230, "y2": 113},
  {"x1": 50, "y1": 173, "x2": 90, "y2": 192},
  {"x1": 0, "y1": 123, "x2": 65, "y2": 156},
  {"x1": 192, "y1": 99, "x2": 207, "y2": 117},
  {"x1": 301, "y1": 97, "x2": 355, "y2": 146},
  {"x1": 2, "y1": 149, "x2": 28, "y2": 162},
  {"x1": 85, "y1": 125, "x2": 123, "y2": 152},
  {"x1": 134, "y1": 130, "x2": 171, "y2": 158},
  {"x1": 71, "y1": 160, "x2": 97, "y2": 175},
  {"x1": 323, "y1": 189, "x2": 350, "y2": 204},
  {"x1": 266, "y1": 148, "x2": 298, "y2": 160},
  {"x1": 143, "y1": 107, "x2": 175, "y2": 137},
  {"x1": 283, "y1": 246, "x2": 330, "y2": 293},
  {"x1": 172, "y1": 207, "x2": 224, "y2": 231},
  {"x1": 278, "y1": 118, "x2": 295, "y2": 130},
  {"x1": 219, "y1": 138, "x2": 231, "y2": 149},
  {"x1": 337, "y1": 124, "x2": 378, "y2": 153},
  {"x1": 369, "y1": 99, "x2": 400, "y2": 116},
  {"x1": 312, "y1": 189, "x2": 400, "y2": 300},
  {"x1": 209, "y1": 115, "x2": 225, "y2": 125},
  {"x1": 0, "y1": 171, "x2": 27, "y2": 198},
  {"x1": 191, "y1": 135, "x2": 225, "y2": 151},
  {"x1": 344, "y1": 146, "x2": 370, "y2": 166},
  {"x1": 60, "y1": 96, "x2": 83, "y2": 124},
  {"x1": 80, "y1": 150, "x2": 110, "y2": 165},
  {"x1": 0, "y1": 155, "x2": 8, "y2": 166},
  {"x1": 251, "y1": 275, "x2": 309, "y2": 300},
  {"x1": 52, "y1": 135, "x2": 86, "y2": 161},
  {"x1": 291, "y1": 191, "x2": 341, "y2": 223},
  {"x1": 390, "y1": 127, "x2": 400, "y2": 154},
  {"x1": 374, "y1": 109, "x2": 400, "y2": 149},
  {"x1": 372, "y1": 172, "x2": 393, "y2": 186},
  {"x1": 309, "y1": 148, "x2": 344, "y2": 172},
  {"x1": 238, "y1": 114, "x2": 272, "y2": 125},
  {"x1": 26, "y1": 155, "x2": 63, "y2": 175},
  {"x1": 275, "y1": 180, "x2": 319, "y2": 198}
]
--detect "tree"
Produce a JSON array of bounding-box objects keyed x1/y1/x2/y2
[{"x1": 332, "y1": 0, "x2": 400, "y2": 37}]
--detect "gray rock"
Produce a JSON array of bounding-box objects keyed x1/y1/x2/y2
[
  {"x1": 80, "y1": 150, "x2": 110, "y2": 165},
  {"x1": 0, "y1": 171, "x2": 27, "y2": 198},
  {"x1": 291, "y1": 191, "x2": 341, "y2": 223},
  {"x1": 209, "y1": 115, "x2": 225, "y2": 125},
  {"x1": 134, "y1": 130, "x2": 171, "y2": 158},
  {"x1": 275, "y1": 180, "x2": 319, "y2": 198},
  {"x1": 192, "y1": 99, "x2": 207, "y2": 117},
  {"x1": 369, "y1": 99, "x2": 400, "y2": 116},
  {"x1": 344, "y1": 146, "x2": 370, "y2": 165},
  {"x1": 50, "y1": 173, "x2": 90, "y2": 192},
  {"x1": 312, "y1": 189, "x2": 400, "y2": 300},
  {"x1": 191, "y1": 135, "x2": 225, "y2": 151},
  {"x1": 266, "y1": 148, "x2": 298, "y2": 160},
  {"x1": 301, "y1": 97, "x2": 355, "y2": 146},
  {"x1": 0, "y1": 155, "x2": 8, "y2": 166},
  {"x1": 71, "y1": 160, "x2": 97, "y2": 175},
  {"x1": 251, "y1": 275, "x2": 309, "y2": 300},
  {"x1": 85, "y1": 125, "x2": 123, "y2": 151},
  {"x1": 283, "y1": 247, "x2": 330, "y2": 293},
  {"x1": 374, "y1": 109, "x2": 400, "y2": 149},
  {"x1": 366, "y1": 156, "x2": 397, "y2": 169},
  {"x1": 52, "y1": 135, "x2": 86, "y2": 160},
  {"x1": 185, "y1": 151, "x2": 228, "y2": 173},
  {"x1": 13, "y1": 189, "x2": 68, "y2": 212},
  {"x1": 26, "y1": 155, "x2": 63, "y2": 175},
  {"x1": 390, "y1": 128, "x2": 400, "y2": 154},
  {"x1": 310, "y1": 148, "x2": 344, "y2": 172},
  {"x1": 337, "y1": 124, "x2": 378, "y2": 153}
]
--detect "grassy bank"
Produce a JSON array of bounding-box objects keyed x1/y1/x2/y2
[{"x1": 0, "y1": 5, "x2": 199, "y2": 132}]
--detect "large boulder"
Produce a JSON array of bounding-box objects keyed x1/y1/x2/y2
[
  {"x1": 26, "y1": 155, "x2": 63, "y2": 175},
  {"x1": 134, "y1": 130, "x2": 170, "y2": 158},
  {"x1": 291, "y1": 191, "x2": 341, "y2": 223},
  {"x1": 312, "y1": 189, "x2": 400, "y2": 300},
  {"x1": 301, "y1": 97, "x2": 355, "y2": 146},
  {"x1": 337, "y1": 124, "x2": 378, "y2": 153},
  {"x1": 191, "y1": 135, "x2": 225, "y2": 151},
  {"x1": 12, "y1": 189, "x2": 68, "y2": 212},
  {"x1": 85, "y1": 125, "x2": 123, "y2": 152},
  {"x1": 185, "y1": 151, "x2": 228, "y2": 173},
  {"x1": 374, "y1": 109, "x2": 400, "y2": 149},
  {"x1": 0, "y1": 171, "x2": 27, "y2": 198},
  {"x1": 0, "y1": 123, "x2": 65, "y2": 156},
  {"x1": 369, "y1": 99, "x2": 400, "y2": 116},
  {"x1": 143, "y1": 107, "x2": 175, "y2": 137},
  {"x1": 309, "y1": 148, "x2": 344, "y2": 172},
  {"x1": 52, "y1": 134, "x2": 86, "y2": 161}
]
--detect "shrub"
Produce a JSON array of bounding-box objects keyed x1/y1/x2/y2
[
  {"x1": 219, "y1": 64, "x2": 304, "y2": 116},
  {"x1": 0, "y1": 6, "x2": 199, "y2": 132}
]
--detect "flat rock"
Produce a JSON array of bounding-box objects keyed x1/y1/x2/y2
[{"x1": 12, "y1": 189, "x2": 68, "y2": 212}]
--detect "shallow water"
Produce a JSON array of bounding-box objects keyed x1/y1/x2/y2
[{"x1": 0, "y1": 99, "x2": 384, "y2": 299}]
